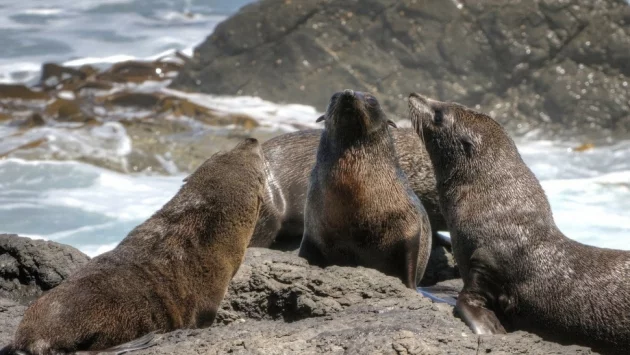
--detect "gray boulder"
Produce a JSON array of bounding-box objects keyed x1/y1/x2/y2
[
  {"x1": 0, "y1": 246, "x2": 596, "y2": 353},
  {"x1": 0, "y1": 234, "x2": 89, "y2": 304},
  {"x1": 171, "y1": 0, "x2": 630, "y2": 139},
  {"x1": 134, "y1": 248, "x2": 595, "y2": 354}
]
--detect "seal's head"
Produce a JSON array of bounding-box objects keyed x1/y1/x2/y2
[
  {"x1": 185, "y1": 137, "x2": 265, "y2": 216},
  {"x1": 317, "y1": 90, "x2": 396, "y2": 140},
  {"x1": 233, "y1": 137, "x2": 264, "y2": 159},
  {"x1": 408, "y1": 92, "x2": 519, "y2": 180}
]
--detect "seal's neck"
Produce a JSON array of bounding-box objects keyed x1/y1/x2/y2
[
  {"x1": 438, "y1": 153, "x2": 557, "y2": 245},
  {"x1": 323, "y1": 124, "x2": 390, "y2": 155}
]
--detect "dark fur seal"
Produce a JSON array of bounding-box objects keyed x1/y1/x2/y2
[
  {"x1": 252, "y1": 128, "x2": 448, "y2": 251},
  {"x1": 409, "y1": 93, "x2": 630, "y2": 353},
  {"x1": 299, "y1": 90, "x2": 432, "y2": 289},
  {"x1": 4, "y1": 138, "x2": 265, "y2": 354}
]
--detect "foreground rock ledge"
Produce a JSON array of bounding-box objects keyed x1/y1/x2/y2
[
  {"x1": 0, "y1": 234, "x2": 89, "y2": 304},
  {"x1": 0, "y1": 243, "x2": 595, "y2": 353},
  {"x1": 139, "y1": 249, "x2": 594, "y2": 354}
]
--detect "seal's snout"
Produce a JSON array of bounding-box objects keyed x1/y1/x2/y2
[
  {"x1": 237, "y1": 138, "x2": 263, "y2": 158},
  {"x1": 408, "y1": 93, "x2": 435, "y2": 124},
  {"x1": 339, "y1": 89, "x2": 357, "y2": 106},
  {"x1": 408, "y1": 93, "x2": 430, "y2": 111}
]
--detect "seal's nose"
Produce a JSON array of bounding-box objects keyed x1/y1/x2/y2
[{"x1": 343, "y1": 89, "x2": 354, "y2": 96}]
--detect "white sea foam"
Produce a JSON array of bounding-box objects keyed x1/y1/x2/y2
[
  {"x1": 0, "y1": 158, "x2": 183, "y2": 255},
  {"x1": 1, "y1": 132, "x2": 629, "y2": 257},
  {"x1": 81, "y1": 242, "x2": 119, "y2": 258},
  {"x1": 162, "y1": 89, "x2": 323, "y2": 131}
]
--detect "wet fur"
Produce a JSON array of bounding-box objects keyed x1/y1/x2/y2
[
  {"x1": 251, "y1": 128, "x2": 445, "y2": 251},
  {"x1": 300, "y1": 91, "x2": 432, "y2": 288},
  {"x1": 6, "y1": 139, "x2": 266, "y2": 355},
  {"x1": 409, "y1": 93, "x2": 630, "y2": 353}
]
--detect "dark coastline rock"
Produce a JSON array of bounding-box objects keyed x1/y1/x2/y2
[
  {"x1": 171, "y1": 0, "x2": 630, "y2": 139},
  {"x1": 0, "y1": 247, "x2": 596, "y2": 353},
  {"x1": 132, "y1": 248, "x2": 595, "y2": 354},
  {"x1": 0, "y1": 234, "x2": 89, "y2": 304}
]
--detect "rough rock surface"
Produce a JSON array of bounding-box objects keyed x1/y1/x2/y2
[
  {"x1": 0, "y1": 298, "x2": 26, "y2": 346},
  {"x1": 0, "y1": 245, "x2": 597, "y2": 353},
  {"x1": 420, "y1": 245, "x2": 458, "y2": 286},
  {"x1": 281, "y1": 243, "x2": 459, "y2": 287},
  {"x1": 172, "y1": 0, "x2": 630, "y2": 139},
  {"x1": 129, "y1": 248, "x2": 595, "y2": 354},
  {"x1": 0, "y1": 234, "x2": 89, "y2": 304}
]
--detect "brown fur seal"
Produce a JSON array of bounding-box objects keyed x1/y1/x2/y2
[
  {"x1": 252, "y1": 128, "x2": 448, "y2": 251},
  {"x1": 408, "y1": 93, "x2": 630, "y2": 353},
  {"x1": 4, "y1": 138, "x2": 265, "y2": 354},
  {"x1": 299, "y1": 90, "x2": 432, "y2": 289}
]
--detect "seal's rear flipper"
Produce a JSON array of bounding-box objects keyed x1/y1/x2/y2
[
  {"x1": 455, "y1": 292, "x2": 506, "y2": 335},
  {"x1": 77, "y1": 331, "x2": 160, "y2": 355}
]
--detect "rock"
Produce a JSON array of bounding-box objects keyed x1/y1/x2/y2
[
  {"x1": 0, "y1": 298, "x2": 26, "y2": 346},
  {"x1": 0, "y1": 85, "x2": 48, "y2": 101},
  {"x1": 277, "y1": 243, "x2": 459, "y2": 287},
  {"x1": 133, "y1": 248, "x2": 595, "y2": 354},
  {"x1": 0, "y1": 247, "x2": 596, "y2": 353},
  {"x1": 420, "y1": 245, "x2": 459, "y2": 287},
  {"x1": 0, "y1": 234, "x2": 89, "y2": 304},
  {"x1": 171, "y1": 0, "x2": 630, "y2": 140},
  {"x1": 0, "y1": 57, "x2": 271, "y2": 175}
]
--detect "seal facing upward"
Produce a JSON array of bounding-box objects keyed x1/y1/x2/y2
[
  {"x1": 251, "y1": 127, "x2": 448, "y2": 251},
  {"x1": 300, "y1": 90, "x2": 432, "y2": 289},
  {"x1": 5, "y1": 138, "x2": 265, "y2": 354},
  {"x1": 409, "y1": 93, "x2": 630, "y2": 353}
]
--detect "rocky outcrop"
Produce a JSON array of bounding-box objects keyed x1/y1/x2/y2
[
  {"x1": 0, "y1": 244, "x2": 597, "y2": 353},
  {"x1": 0, "y1": 234, "x2": 89, "y2": 304},
  {"x1": 0, "y1": 58, "x2": 281, "y2": 175},
  {"x1": 171, "y1": 0, "x2": 630, "y2": 140},
  {"x1": 132, "y1": 248, "x2": 594, "y2": 354}
]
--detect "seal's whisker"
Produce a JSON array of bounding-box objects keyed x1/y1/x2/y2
[{"x1": 408, "y1": 106, "x2": 425, "y2": 147}]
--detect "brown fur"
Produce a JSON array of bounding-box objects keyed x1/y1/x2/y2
[
  {"x1": 409, "y1": 93, "x2": 630, "y2": 353},
  {"x1": 8, "y1": 138, "x2": 265, "y2": 354},
  {"x1": 251, "y1": 128, "x2": 445, "y2": 251},
  {"x1": 300, "y1": 90, "x2": 432, "y2": 289}
]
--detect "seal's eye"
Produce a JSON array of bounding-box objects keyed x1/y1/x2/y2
[
  {"x1": 434, "y1": 110, "x2": 444, "y2": 125},
  {"x1": 366, "y1": 95, "x2": 378, "y2": 107}
]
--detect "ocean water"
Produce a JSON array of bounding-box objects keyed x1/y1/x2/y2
[{"x1": 0, "y1": 0, "x2": 629, "y2": 256}]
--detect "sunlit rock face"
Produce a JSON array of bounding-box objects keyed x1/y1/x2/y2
[{"x1": 172, "y1": 0, "x2": 630, "y2": 140}]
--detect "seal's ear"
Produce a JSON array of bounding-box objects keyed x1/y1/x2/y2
[
  {"x1": 316, "y1": 115, "x2": 325, "y2": 123},
  {"x1": 461, "y1": 135, "x2": 475, "y2": 158},
  {"x1": 387, "y1": 119, "x2": 398, "y2": 128}
]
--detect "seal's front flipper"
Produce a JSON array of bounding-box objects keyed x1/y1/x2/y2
[
  {"x1": 77, "y1": 331, "x2": 160, "y2": 355},
  {"x1": 298, "y1": 237, "x2": 327, "y2": 267},
  {"x1": 455, "y1": 292, "x2": 506, "y2": 335}
]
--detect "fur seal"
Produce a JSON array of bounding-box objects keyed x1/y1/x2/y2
[
  {"x1": 299, "y1": 90, "x2": 432, "y2": 289},
  {"x1": 408, "y1": 93, "x2": 630, "y2": 353},
  {"x1": 252, "y1": 128, "x2": 447, "y2": 251},
  {"x1": 4, "y1": 138, "x2": 265, "y2": 354}
]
